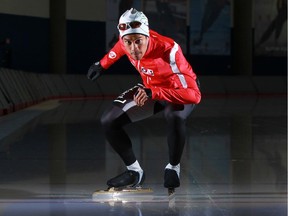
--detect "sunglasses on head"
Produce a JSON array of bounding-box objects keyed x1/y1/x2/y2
[{"x1": 117, "y1": 21, "x2": 142, "y2": 31}]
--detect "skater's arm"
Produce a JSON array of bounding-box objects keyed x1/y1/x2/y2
[
  {"x1": 99, "y1": 40, "x2": 126, "y2": 69},
  {"x1": 87, "y1": 40, "x2": 125, "y2": 81},
  {"x1": 150, "y1": 44, "x2": 201, "y2": 104}
]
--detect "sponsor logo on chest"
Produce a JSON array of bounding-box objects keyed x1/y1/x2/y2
[
  {"x1": 141, "y1": 66, "x2": 154, "y2": 76},
  {"x1": 130, "y1": 59, "x2": 154, "y2": 76}
]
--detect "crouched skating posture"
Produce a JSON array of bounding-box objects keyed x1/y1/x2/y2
[{"x1": 87, "y1": 8, "x2": 201, "y2": 192}]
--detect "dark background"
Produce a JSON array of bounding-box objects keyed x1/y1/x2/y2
[{"x1": 0, "y1": 1, "x2": 286, "y2": 76}]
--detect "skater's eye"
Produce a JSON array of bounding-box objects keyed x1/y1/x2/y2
[
  {"x1": 123, "y1": 39, "x2": 142, "y2": 46},
  {"x1": 135, "y1": 39, "x2": 142, "y2": 45},
  {"x1": 123, "y1": 40, "x2": 132, "y2": 45}
]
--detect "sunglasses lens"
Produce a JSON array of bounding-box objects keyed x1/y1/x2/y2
[
  {"x1": 118, "y1": 23, "x2": 128, "y2": 30},
  {"x1": 129, "y1": 21, "x2": 142, "y2": 28},
  {"x1": 118, "y1": 21, "x2": 142, "y2": 30}
]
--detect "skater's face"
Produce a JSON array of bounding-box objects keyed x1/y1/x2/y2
[{"x1": 122, "y1": 34, "x2": 149, "y2": 60}]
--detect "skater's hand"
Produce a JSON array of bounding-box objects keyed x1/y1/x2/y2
[
  {"x1": 87, "y1": 61, "x2": 104, "y2": 81},
  {"x1": 134, "y1": 88, "x2": 150, "y2": 106}
]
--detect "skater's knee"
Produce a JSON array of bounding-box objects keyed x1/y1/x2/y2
[
  {"x1": 101, "y1": 106, "x2": 131, "y2": 129},
  {"x1": 100, "y1": 112, "x2": 112, "y2": 128},
  {"x1": 165, "y1": 112, "x2": 185, "y2": 124},
  {"x1": 101, "y1": 110, "x2": 118, "y2": 129}
]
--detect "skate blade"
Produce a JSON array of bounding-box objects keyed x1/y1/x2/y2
[
  {"x1": 167, "y1": 188, "x2": 176, "y2": 207},
  {"x1": 168, "y1": 188, "x2": 175, "y2": 196},
  {"x1": 92, "y1": 187, "x2": 154, "y2": 202}
]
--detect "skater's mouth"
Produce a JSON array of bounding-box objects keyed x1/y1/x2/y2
[{"x1": 131, "y1": 51, "x2": 142, "y2": 60}]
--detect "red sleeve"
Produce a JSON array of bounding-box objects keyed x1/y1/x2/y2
[
  {"x1": 99, "y1": 40, "x2": 126, "y2": 69},
  {"x1": 151, "y1": 43, "x2": 201, "y2": 104}
]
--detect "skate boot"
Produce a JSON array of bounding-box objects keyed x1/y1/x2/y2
[
  {"x1": 107, "y1": 170, "x2": 145, "y2": 188},
  {"x1": 164, "y1": 169, "x2": 180, "y2": 188},
  {"x1": 164, "y1": 164, "x2": 180, "y2": 195}
]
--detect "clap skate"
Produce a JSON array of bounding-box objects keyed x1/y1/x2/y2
[
  {"x1": 107, "y1": 170, "x2": 145, "y2": 188},
  {"x1": 92, "y1": 170, "x2": 154, "y2": 202},
  {"x1": 164, "y1": 168, "x2": 180, "y2": 196}
]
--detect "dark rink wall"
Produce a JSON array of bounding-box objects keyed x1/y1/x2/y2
[
  {"x1": 0, "y1": 0, "x2": 106, "y2": 74},
  {"x1": 0, "y1": 0, "x2": 286, "y2": 75},
  {"x1": 0, "y1": 67, "x2": 286, "y2": 117}
]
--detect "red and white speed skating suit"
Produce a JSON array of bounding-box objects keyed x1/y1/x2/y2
[
  {"x1": 100, "y1": 30, "x2": 201, "y2": 105},
  {"x1": 100, "y1": 29, "x2": 201, "y2": 171}
]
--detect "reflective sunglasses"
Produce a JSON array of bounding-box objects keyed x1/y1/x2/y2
[{"x1": 117, "y1": 21, "x2": 142, "y2": 31}]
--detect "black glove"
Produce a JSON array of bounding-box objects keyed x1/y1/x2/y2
[
  {"x1": 143, "y1": 88, "x2": 152, "y2": 98},
  {"x1": 87, "y1": 61, "x2": 104, "y2": 81}
]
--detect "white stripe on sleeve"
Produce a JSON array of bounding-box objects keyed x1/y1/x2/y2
[{"x1": 169, "y1": 42, "x2": 188, "y2": 89}]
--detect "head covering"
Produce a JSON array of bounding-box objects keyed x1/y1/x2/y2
[{"x1": 118, "y1": 8, "x2": 149, "y2": 38}]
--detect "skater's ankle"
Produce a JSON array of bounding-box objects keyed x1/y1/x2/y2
[
  {"x1": 127, "y1": 160, "x2": 143, "y2": 172},
  {"x1": 127, "y1": 160, "x2": 144, "y2": 185},
  {"x1": 165, "y1": 163, "x2": 180, "y2": 177}
]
